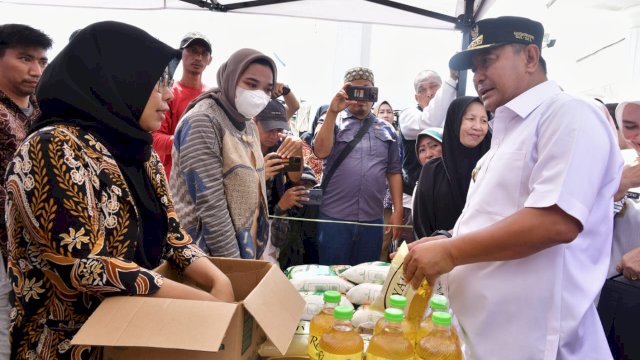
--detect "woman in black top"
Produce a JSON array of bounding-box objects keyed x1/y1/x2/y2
[{"x1": 413, "y1": 96, "x2": 492, "y2": 238}]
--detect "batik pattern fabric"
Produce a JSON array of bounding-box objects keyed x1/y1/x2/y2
[
  {"x1": 4, "y1": 124, "x2": 205, "y2": 359},
  {"x1": 0, "y1": 91, "x2": 41, "y2": 261}
]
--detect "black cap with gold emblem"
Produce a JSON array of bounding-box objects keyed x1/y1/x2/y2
[{"x1": 449, "y1": 16, "x2": 544, "y2": 70}]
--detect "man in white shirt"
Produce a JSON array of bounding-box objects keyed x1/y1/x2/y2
[
  {"x1": 404, "y1": 16, "x2": 623, "y2": 359},
  {"x1": 397, "y1": 70, "x2": 456, "y2": 241}
]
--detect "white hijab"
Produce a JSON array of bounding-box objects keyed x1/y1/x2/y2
[{"x1": 616, "y1": 101, "x2": 640, "y2": 154}]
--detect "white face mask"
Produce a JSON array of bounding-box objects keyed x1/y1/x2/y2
[{"x1": 235, "y1": 87, "x2": 270, "y2": 119}]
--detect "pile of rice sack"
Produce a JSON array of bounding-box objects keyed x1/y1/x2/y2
[{"x1": 259, "y1": 244, "x2": 427, "y2": 358}]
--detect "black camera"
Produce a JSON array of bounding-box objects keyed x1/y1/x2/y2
[
  {"x1": 279, "y1": 156, "x2": 302, "y2": 172},
  {"x1": 346, "y1": 85, "x2": 378, "y2": 102},
  {"x1": 300, "y1": 188, "x2": 323, "y2": 206}
]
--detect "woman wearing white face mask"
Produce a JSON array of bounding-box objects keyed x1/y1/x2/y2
[{"x1": 171, "y1": 48, "x2": 276, "y2": 260}]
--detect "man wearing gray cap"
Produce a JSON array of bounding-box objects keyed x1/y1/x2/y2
[
  {"x1": 153, "y1": 32, "x2": 212, "y2": 180},
  {"x1": 404, "y1": 16, "x2": 622, "y2": 359}
]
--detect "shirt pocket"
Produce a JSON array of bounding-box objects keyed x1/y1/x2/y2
[
  {"x1": 372, "y1": 127, "x2": 395, "y2": 157},
  {"x1": 335, "y1": 127, "x2": 356, "y2": 144},
  {"x1": 473, "y1": 150, "x2": 526, "y2": 218}
]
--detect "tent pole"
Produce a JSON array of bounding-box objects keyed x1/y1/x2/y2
[{"x1": 456, "y1": 0, "x2": 476, "y2": 97}]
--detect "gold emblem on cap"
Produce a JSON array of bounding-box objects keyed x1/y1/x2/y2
[
  {"x1": 468, "y1": 25, "x2": 483, "y2": 49},
  {"x1": 513, "y1": 32, "x2": 534, "y2": 42},
  {"x1": 468, "y1": 34, "x2": 483, "y2": 49}
]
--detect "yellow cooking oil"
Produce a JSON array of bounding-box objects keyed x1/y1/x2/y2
[
  {"x1": 415, "y1": 311, "x2": 462, "y2": 360},
  {"x1": 373, "y1": 294, "x2": 416, "y2": 344},
  {"x1": 318, "y1": 305, "x2": 363, "y2": 360},
  {"x1": 308, "y1": 290, "x2": 341, "y2": 360},
  {"x1": 367, "y1": 308, "x2": 414, "y2": 360}
]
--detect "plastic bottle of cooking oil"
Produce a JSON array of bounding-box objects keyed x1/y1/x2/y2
[
  {"x1": 416, "y1": 294, "x2": 449, "y2": 342},
  {"x1": 318, "y1": 305, "x2": 364, "y2": 360},
  {"x1": 308, "y1": 290, "x2": 341, "y2": 360},
  {"x1": 406, "y1": 280, "x2": 432, "y2": 323},
  {"x1": 415, "y1": 311, "x2": 463, "y2": 360},
  {"x1": 367, "y1": 308, "x2": 414, "y2": 359},
  {"x1": 373, "y1": 294, "x2": 416, "y2": 343}
]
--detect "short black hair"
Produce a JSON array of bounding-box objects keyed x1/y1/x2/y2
[{"x1": 0, "y1": 24, "x2": 53, "y2": 57}]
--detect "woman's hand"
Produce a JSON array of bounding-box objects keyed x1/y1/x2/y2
[
  {"x1": 278, "y1": 186, "x2": 309, "y2": 211},
  {"x1": 184, "y1": 257, "x2": 235, "y2": 302},
  {"x1": 264, "y1": 152, "x2": 284, "y2": 181},
  {"x1": 616, "y1": 247, "x2": 640, "y2": 281},
  {"x1": 277, "y1": 133, "x2": 303, "y2": 160}
]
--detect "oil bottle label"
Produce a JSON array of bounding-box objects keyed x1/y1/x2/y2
[
  {"x1": 307, "y1": 333, "x2": 321, "y2": 359},
  {"x1": 319, "y1": 351, "x2": 363, "y2": 359}
]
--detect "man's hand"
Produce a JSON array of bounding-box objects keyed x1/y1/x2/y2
[
  {"x1": 449, "y1": 69, "x2": 459, "y2": 81},
  {"x1": 264, "y1": 152, "x2": 284, "y2": 181},
  {"x1": 386, "y1": 208, "x2": 404, "y2": 241},
  {"x1": 278, "y1": 186, "x2": 310, "y2": 211},
  {"x1": 389, "y1": 234, "x2": 448, "y2": 260},
  {"x1": 403, "y1": 239, "x2": 456, "y2": 289},
  {"x1": 616, "y1": 157, "x2": 640, "y2": 200},
  {"x1": 616, "y1": 246, "x2": 640, "y2": 281},
  {"x1": 329, "y1": 83, "x2": 357, "y2": 114},
  {"x1": 277, "y1": 133, "x2": 303, "y2": 160}
]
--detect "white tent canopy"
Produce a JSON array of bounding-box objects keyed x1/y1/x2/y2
[
  {"x1": 1, "y1": 0, "x2": 494, "y2": 30},
  {"x1": 1, "y1": 0, "x2": 638, "y2": 104}
]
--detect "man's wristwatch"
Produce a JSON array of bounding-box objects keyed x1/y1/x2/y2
[
  {"x1": 430, "y1": 230, "x2": 452, "y2": 238},
  {"x1": 281, "y1": 85, "x2": 291, "y2": 96}
]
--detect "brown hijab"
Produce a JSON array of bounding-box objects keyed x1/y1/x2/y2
[{"x1": 184, "y1": 48, "x2": 277, "y2": 130}]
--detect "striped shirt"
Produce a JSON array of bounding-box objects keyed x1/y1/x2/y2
[{"x1": 170, "y1": 98, "x2": 268, "y2": 259}]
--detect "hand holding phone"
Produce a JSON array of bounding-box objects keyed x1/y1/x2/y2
[
  {"x1": 299, "y1": 188, "x2": 323, "y2": 206},
  {"x1": 279, "y1": 156, "x2": 302, "y2": 173},
  {"x1": 346, "y1": 85, "x2": 379, "y2": 102}
]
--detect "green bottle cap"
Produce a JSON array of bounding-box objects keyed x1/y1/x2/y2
[
  {"x1": 429, "y1": 294, "x2": 449, "y2": 310},
  {"x1": 333, "y1": 305, "x2": 354, "y2": 320},
  {"x1": 384, "y1": 308, "x2": 404, "y2": 322},
  {"x1": 323, "y1": 290, "x2": 341, "y2": 304},
  {"x1": 432, "y1": 311, "x2": 452, "y2": 326},
  {"x1": 389, "y1": 294, "x2": 407, "y2": 309}
]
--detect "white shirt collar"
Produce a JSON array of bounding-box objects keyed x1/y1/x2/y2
[{"x1": 500, "y1": 80, "x2": 561, "y2": 120}]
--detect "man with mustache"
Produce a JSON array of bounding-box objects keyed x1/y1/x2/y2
[
  {"x1": 404, "y1": 16, "x2": 624, "y2": 359},
  {"x1": 153, "y1": 32, "x2": 212, "y2": 180},
  {"x1": 0, "y1": 23, "x2": 52, "y2": 360}
]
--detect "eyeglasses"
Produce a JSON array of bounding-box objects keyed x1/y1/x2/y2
[{"x1": 156, "y1": 73, "x2": 174, "y2": 93}]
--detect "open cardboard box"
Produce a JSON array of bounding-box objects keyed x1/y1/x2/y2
[{"x1": 71, "y1": 257, "x2": 305, "y2": 359}]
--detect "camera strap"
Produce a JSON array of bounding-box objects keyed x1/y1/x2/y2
[{"x1": 320, "y1": 116, "x2": 373, "y2": 191}]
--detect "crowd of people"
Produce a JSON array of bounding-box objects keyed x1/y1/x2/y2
[{"x1": 0, "y1": 14, "x2": 638, "y2": 360}]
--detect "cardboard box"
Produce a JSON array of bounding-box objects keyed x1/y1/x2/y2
[{"x1": 71, "y1": 257, "x2": 305, "y2": 359}]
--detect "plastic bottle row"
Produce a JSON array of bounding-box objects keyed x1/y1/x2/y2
[{"x1": 308, "y1": 290, "x2": 463, "y2": 359}]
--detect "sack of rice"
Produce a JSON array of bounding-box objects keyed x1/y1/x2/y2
[
  {"x1": 299, "y1": 291, "x2": 354, "y2": 321},
  {"x1": 289, "y1": 275, "x2": 355, "y2": 293},
  {"x1": 351, "y1": 305, "x2": 384, "y2": 329},
  {"x1": 346, "y1": 283, "x2": 383, "y2": 305},
  {"x1": 340, "y1": 261, "x2": 390, "y2": 285},
  {"x1": 284, "y1": 264, "x2": 351, "y2": 279}
]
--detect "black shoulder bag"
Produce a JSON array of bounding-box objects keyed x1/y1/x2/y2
[{"x1": 278, "y1": 117, "x2": 373, "y2": 267}]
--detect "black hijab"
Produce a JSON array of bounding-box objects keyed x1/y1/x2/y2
[
  {"x1": 32, "y1": 21, "x2": 181, "y2": 268},
  {"x1": 413, "y1": 96, "x2": 492, "y2": 238},
  {"x1": 184, "y1": 48, "x2": 277, "y2": 131}
]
